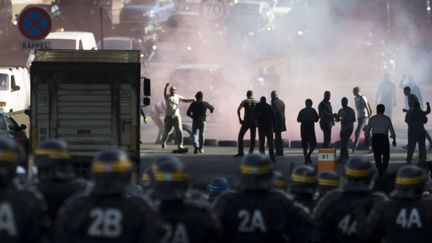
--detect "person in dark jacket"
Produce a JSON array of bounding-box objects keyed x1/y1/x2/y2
[
  {"x1": 335, "y1": 97, "x2": 356, "y2": 163},
  {"x1": 255, "y1": 96, "x2": 276, "y2": 162},
  {"x1": 234, "y1": 90, "x2": 257, "y2": 157},
  {"x1": 297, "y1": 99, "x2": 320, "y2": 164},
  {"x1": 405, "y1": 102, "x2": 429, "y2": 164},
  {"x1": 318, "y1": 91, "x2": 335, "y2": 148},
  {"x1": 271, "y1": 91, "x2": 286, "y2": 156},
  {"x1": 187, "y1": 91, "x2": 214, "y2": 154}
]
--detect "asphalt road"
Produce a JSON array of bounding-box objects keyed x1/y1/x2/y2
[{"x1": 140, "y1": 143, "x2": 429, "y2": 190}]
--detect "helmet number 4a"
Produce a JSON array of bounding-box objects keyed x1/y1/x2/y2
[
  {"x1": 87, "y1": 208, "x2": 123, "y2": 238},
  {"x1": 396, "y1": 208, "x2": 423, "y2": 229},
  {"x1": 338, "y1": 215, "x2": 357, "y2": 235}
]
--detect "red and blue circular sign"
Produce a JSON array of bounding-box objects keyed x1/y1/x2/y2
[{"x1": 18, "y1": 7, "x2": 52, "y2": 41}]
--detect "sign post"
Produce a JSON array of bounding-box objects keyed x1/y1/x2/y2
[
  {"x1": 317, "y1": 148, "x2": 337, "y2": 174},
  {"x1": 18, "y1": 6, "x2": 52, "y2": 49},
  {"x1": 199, "y1": 0, "x2": 228, "y2": 23}
]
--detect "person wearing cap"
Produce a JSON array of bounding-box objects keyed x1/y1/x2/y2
[
  {"x1": 270, "y1": 91, "x2": 286, "y2": 156},
  {"x1": 161, "y1": 82, "x2": 194, "y2": 150},
  {"x1": 212, "y1": 154, "x2": 312, "y2": 243},
  {"x1": 364, "y1": 104, "x2": 396, "y2": 177},
  {"x1": 186, "y1": 91, "x2": 214, "y2": 154},
  {"x1": 367, "y1": 165, "x2": 432, "y2": 242},
  {"x1": 312, "y1": 157, "x2": 388, "y2": 243},
  {"x1": 287, "y1": 165, "x2": 318, "y2": 212},
  {"x1": 150, "y1": 156, "x2": 223, "y2": 243},
  {"x1": 314, "y1": 171, "x2": 339, "y2": 201},
  {"x1": 33, "y1": 139, "x2": 88, "y2": 224},
  {"x1": 208, "y1": 177, "x2": 231, "y2": 203},
  {"x1": 0, "y1": 137, "x2": 49, "y2": 243},
  {"x1": 54, "y1": 149, "x2": 161, "y2": 243}
]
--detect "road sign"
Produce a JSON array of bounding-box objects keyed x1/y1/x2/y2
[
  {"x1": 199, "y1": 0, "x2": 228, "y2": 23},
  {"x1": 18, "y1": 7, "x2": 52, "y2": 41},
  {"x1": 317, "y1": 148, "x2": 337, "y2": 174}
]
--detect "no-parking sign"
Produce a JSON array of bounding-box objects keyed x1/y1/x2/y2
[
  {"x1": 18, "y1": 6, "x2": 52, "y2": 49},
  {"x1": 199, "y1": 0, "x2": 228, "y2": 23}
]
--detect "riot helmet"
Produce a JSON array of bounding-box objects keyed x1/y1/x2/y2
[
  {"x1": 316, "y1": 171, "x2": 339, "y2": 198},
  {"x1": 272, "y1": 170, "x2": 288, "y2": 190},
  {"x1": 91, "y1": 149, "x2": 133, "y2": 185},
  {"x1": 391, "y1": 165, "x2": 426, "y2": 200},
  {"x1": 34, "y1": 139, "x2": 74, "y2": 181},
  {"x1": 342, "y1": 157, "x2": 373, "y2": 192},
  {"x1": 290, "y1": 165, "x2": 317, "y2": 195},
  {"x1": 0, "y1": 137, "x2": 24, "y2": 185},
  {"x1": 152, "y1": 156, "x2": 188, "y2": 200},
  {"x1": 239, "y1": 154, "x2": 273, "y2": 190},
  {"x1": 207, "y1": 176, "x2": 230, "y2": 202}
]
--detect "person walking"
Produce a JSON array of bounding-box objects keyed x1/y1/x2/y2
[
  {"x1": 335, "y1": 97, "x2": 356, "y2": 163},
  {"x1": 352, "y1": 86, "x2": 372, "y2": 152},
  {"x1": 160, "y1": 82, "x2": 194, "y2": 150},
  {"x1": 271, "y1": 90, "x2": 286, "y2": 156},
  {"x1": 234, "y1": 90, "x2": 257, "y2": 157},
  {"x1": 187, "y1": 91, "x2": 214, "y2": 154},
  {"x1": 405, "y1": 102, "x2": 428, "y2": 164},
  {"x1": 364, "y1": 104, "x2": 397, "y2": 177},
  {"x1": 297, "y1": 99, "x2": 320, "y2": 164},
  {"x1": 376, "y1": 73, "x2": 396, "y2": 118},
  {"x1": 318, "y1": 91, "x2": 334, "y2": 148},
  {"x1": 255, "y1": 96, "x2": 276, "y2": 162}
]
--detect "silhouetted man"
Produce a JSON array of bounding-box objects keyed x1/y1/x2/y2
[
  {"x1": 297, "y1": 99, "x2": 320, "y2": 164},
  {"x1": 318, "y1": 91, "x2": 334, "y2": 148},
  {"x1": 406, "y1": 102, "x2": 428, "y2": 164},
  {"x1": 364, "y1": 104, "x2": 396, "y2": 177},
  {"x1": 335, "y1": 97, "x2": 356, "y2": 163},
  {"x1": 353, "y1": 86, "x2": 372, "y2": 152},
  {"x1": 271, "y1": 91, "x2": 286, "y2": 156},
  {"x1": 161, "y1": 82, "x2": 194, "y2": 149},
  {"x1": 255, "y1": 96, "x2": 276, "y2": 162},
  {"x1": 187, "y1": 91, "x2": 214, "y2": 154},
  {"x1": 400, "y1": 75, "x2": 423, "y2": 109},
  {"x1": 234, "y1": 90, "x2": 257, "y2": 157},
  {"x1": 376, "y1": 73, "x2": 396, "y2": 118}
]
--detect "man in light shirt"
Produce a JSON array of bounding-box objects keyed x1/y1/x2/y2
[
  {"x1": 161, "y1": 82, "x2": 194, "y2": 149},
  {"x1": 364, "y1": 104, "x2": 396, "y2": 177},
  {"x1": 352, "y1": 86, "x2": 372, "y2": 152}
]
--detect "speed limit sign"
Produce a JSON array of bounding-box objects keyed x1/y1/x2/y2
[{"x1": 199, "y1": 0, "x2": 228, "y2": 23}]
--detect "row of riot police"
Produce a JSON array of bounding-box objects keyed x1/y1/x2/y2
[{"x1": 1, "y1": 136, "x2": 432, "y2": 243}]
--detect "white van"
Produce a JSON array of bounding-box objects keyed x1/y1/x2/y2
[
  {"x1": 0, "y1": 67, "x2": 30, "y2": 113},
  {"x1": 26, "y1": 31, "x2": 98, "y2": 68}
]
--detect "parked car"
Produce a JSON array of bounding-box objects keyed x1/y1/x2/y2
[
  {"x1": 0, "y1": 111, "x2": 28, "y2": 153},
  {"x1": 0, "y1": 67, "x2": 30, "y2": 114}
]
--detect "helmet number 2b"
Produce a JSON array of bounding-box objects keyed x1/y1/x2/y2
[
  {"x1": 87, "y1": 208, "x2": 123, "y2": 237},
  {"x1": 238, "y1": 209, "x2": 268, "y2": 233}
]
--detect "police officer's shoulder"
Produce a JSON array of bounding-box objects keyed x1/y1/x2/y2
[
  {"x1": 70, "y1": 177, "x2": 91, "y2": 189},
  {"x1": 15, "y1": 183, "x2": 47, "y2": 208},
  {"x1": 184, "y1": 197, "x2": 211, "y2": 212},
  {"x1": 211, "y1": 190, "x2": 237, "y2": 208},
  {"x1": 126, "y1": 189, "x2": 158, "y2": 212},
  {"x1": 312, "y1": 189, "x2": 344, "y2": 217},
  {"x1": 371, "y1": 191, "x2": 390, "y2": 203}
]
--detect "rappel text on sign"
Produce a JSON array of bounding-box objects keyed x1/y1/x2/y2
[{"x1": 21, "y1": 41, "x2": 50, "y2": 50}]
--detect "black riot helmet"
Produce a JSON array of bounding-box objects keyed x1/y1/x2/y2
[
  {"x1": 290, "y1": 165, "x2": 317, "y2": 195},
  {"x1": 34, "y1": 139, "x2": 74, "y2": 181},
  {"x1": 0, "y1": 137, "x2": 24, "y2": 185},
  {"x1": 207, "y1": 176, "x2": 230, "y2": 202},
  {"x1": 152, "y1": 156, "x2": 188, "y2": 200},
  {"x1": 391, "y1": 165, "x2": 426, "y2": 200},
  {"x1": 91, "y1": 149, "x2": 133, "y2": 185},
  {"x1": 239, "y1": 153, "x2": 273, "y2": 190},
  {"x1": 272, "y1": 170, "x2": 288, "y2": 190},
  {"x1": 316, "y1": 171, "x2": 339, "y2": 198},
  {"x1": 342, "y1": 157, "x2": 373, "y2": 192}
]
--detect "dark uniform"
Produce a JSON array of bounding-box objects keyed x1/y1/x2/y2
[
  {"x1": 271, "y1": 91, "x2": 286, "y2": 156},
  {"x1": 0, "y1": 137, "x2": 49, "y2": 243},
  {"x1": 318, "y1": 92, "x2": 335, "y2": 148},
  {"x1": 235, "y1": 91, "x2": 257, "y2": 156},
  {"x1": 297, "y1": 99, "x2": 320, "y2": 164},
  {"x1": 151, "y1": 156, "x2": 222, "y2": 243},
  {"x1": 405, "y1": 102, "x2": 428, "y2": 163},
  {"x1": 54, "y1": 149, "x2": 160, "y2": 243},
  {"x1": 312, "y1": 157, "x2": 388, "y2": 243},
  {"x1": 33, "y1": 139, "x2": 88, "y2": 223},
  {"x1": 367, "y1": 165, "x2": 431, "y2": 243},
  {"x1": 255, "y1": 96, "x2": 276, "y2": 162},
  {"x1": 213, "y1": 154, "x2": 312, "y2": 243},
  {"x1": 287, "y1": 165, "x2": 317, "y2": 212}
]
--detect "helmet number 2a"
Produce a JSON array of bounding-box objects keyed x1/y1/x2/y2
[
  {"x1": 396, "y1": 208, "x2": 423, "y2": 229},
  {"x1": 87, "y1": 208, "x2": 123, "y2": 237},
  {"x1": 238, "y1": 209, "x2": 267, "y2": 233},
  {"x1": 338, "y1": 215, "x2": 357, "y2": 235}
]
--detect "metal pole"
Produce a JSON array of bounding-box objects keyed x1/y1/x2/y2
[{"x1": 100, "y1": 7, "x2": 104, "y2": 49}]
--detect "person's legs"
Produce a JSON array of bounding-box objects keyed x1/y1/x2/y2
[
  {"x1": 161, "y1": 116, "x2": 174, "y2": 147},
  {"x1": 418, "y1": 131, "x2": 427, "y2": 163},
  {"x1": 249, "y1": 124, "x2": 256, "y2": 153},
  {"x1": 382, "y1": 136, "x2": 390, "y2": 175},
  {"x1": 173, "y1": 116, "x2": 183, "y2": 148},
  {"x1": 425, "y1": 129, "x2": 432, "y2": 150},
  {"x1": 274, "y1": 130, "x2": 283, "y2": 156},
  {"x1": 192, "y1": 119, "x2": 199, "y2": 151},
  {"x1": 372, "y1": 134, "x2": 384, "y2": 177},
  {"x1": 322, "y1": 126, "x2": 331, "y2": 148},
  {"x1": 199, "y1": 121, "x2": 205, "y2": 151},
  {"x1": 149, "y1": 113, "x2": 164, "y2": 144},
  {"x1": 258, "y1": 128, "x2": 265, "y2": 154},
  {"x1": 406, "y1": 129, "x2": 416, "y2": 164},
  {"x1": 237, "y1": 124, "x2": 248, "y2": 155},
  {"x1": 266, "y1": 129, "x2": 275, "y2": 162},
  {"x1": 340, "y1": 129, "x2": 350, "y2": 161},
  {"x1": 307, "y1": 134, "x2": 317, "y2": 163},
  {"x1": 301, "y1": 137, "x2": 308, "y2": 163},
  {"x1": 353, "y1": 117, "x2": 366, "y2": 149}
]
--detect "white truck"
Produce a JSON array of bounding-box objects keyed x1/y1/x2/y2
[
  {"x1": 30, "y1": 50, "x2": 147, "y2": 173},
  {"x1": 0, "y1": 67, "x2": 30, "y2": 114}
]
